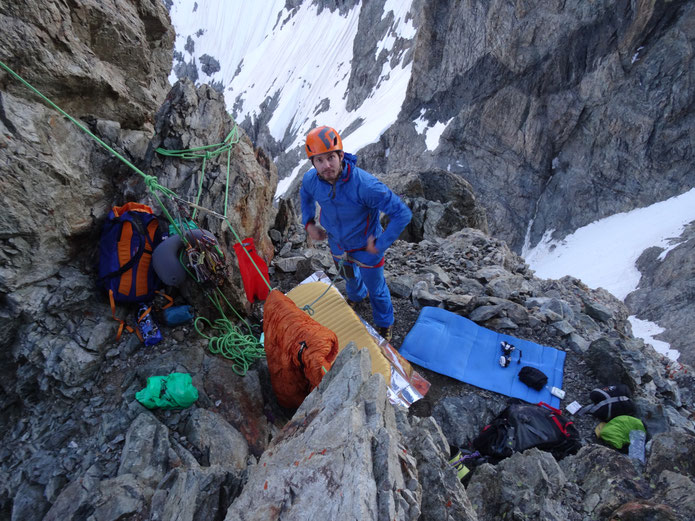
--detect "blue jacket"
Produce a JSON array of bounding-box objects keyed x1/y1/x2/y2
[{"x1": 300, "y1": 153, "x2": 412, "y2": 266}]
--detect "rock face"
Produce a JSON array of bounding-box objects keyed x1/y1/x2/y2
[
  {"x1": 2, "y1": 199, "x2": 695, "y2": 520},
  {"x1": 143, "y1": 78, "x2": 278, "y2": 313},
  {"x1": 625, "y1": 222, "x2": 695, "y2": 368},
  {"x1": 0, "y1": 0, "x2": 174, "y2": 403},
  {"x1": 0, "y1": 0, "x2": 173, "y2": 128},
  {"x1": 360, "y1": 0, "x2": 695, "y2": 253},
  {"x1": 213, "y1": 0, "x2": 694, "y2": 256},
  {"x1": 226, "y1": 345, "x2": 421, "y2": 521},
  {"x1": 380, "y1": 169, "x2": 489, "y2": 242}
]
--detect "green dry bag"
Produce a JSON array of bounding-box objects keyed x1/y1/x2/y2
[
  {"x1": 135, "y1": 372, "x2": 199, "y2": 409},
  {"x1": 598, "y1": 415, "x2": 646, "y2": 449}
]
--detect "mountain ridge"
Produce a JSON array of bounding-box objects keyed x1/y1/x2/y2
[{"x1": 1, "y1": 1, "x2": 694, "y2": 519}]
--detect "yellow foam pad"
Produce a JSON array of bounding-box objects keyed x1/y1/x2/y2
[{"x1": 286, "y1": 281, "x2": 392, "y2": 382}]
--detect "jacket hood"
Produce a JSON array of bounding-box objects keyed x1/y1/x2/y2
[{"x1": 336, "y1": 152, "x2": 357, "y2": 182}]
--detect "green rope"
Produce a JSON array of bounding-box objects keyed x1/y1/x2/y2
[
  {"x1": 301, "y1": 259, "x2": 349, "y2": 315},
  {"x1": 155, "y1": 127, "x2": 239, "y2": 219},
  {"x1": 179, "y1": 253, "x2": 264, "y2": 375},
  {"x1": 155, "y1": 127, "x2": 239, "y2": 159},
  {"x1": 224, "y1": 148, "x2": 232, "y2": 217},
  {"x1": 194, "y1": 315, "x2": 264, "y2": 376}
]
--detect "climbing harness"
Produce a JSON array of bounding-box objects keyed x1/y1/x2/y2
[
  {"x1": 299, "y1": 250, "x2": 383, "y2": 316},
  {"x1": 335, "y1": 251, "x2": 385, "y2": 269}
]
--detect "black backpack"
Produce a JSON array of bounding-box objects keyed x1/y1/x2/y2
[
  {"x1": 472, "y1": 402, "x2": 582, "y2": 462},
  {"x1": 579, "y1": 384, "x2": 635, "y2": 421}
]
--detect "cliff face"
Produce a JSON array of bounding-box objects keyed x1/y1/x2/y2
[
  {"x1": 0, "y1": 0, "x2": 175, "y2": 397},
  {"x1": 1, "y1": 0, "x2": 173, "y2": 128},
  {"x1": 370, "y1": 0, "x2": 695, "y2": 252},
  {"x1": 1, "y1": 1, "x2": 694, "y2": 521}
]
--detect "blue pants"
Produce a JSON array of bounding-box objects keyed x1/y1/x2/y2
[{"x1": 344, "y1": 264, "x2": 394, "y2": 328}]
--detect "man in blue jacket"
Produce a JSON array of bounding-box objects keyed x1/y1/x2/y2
[{"x1": 300, "y1": 126, "x2": 412, "y2": 342}]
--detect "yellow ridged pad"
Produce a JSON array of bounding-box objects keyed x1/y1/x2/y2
[{"x1": 286, "y1": 281, "x2": 392, "y2": 382}]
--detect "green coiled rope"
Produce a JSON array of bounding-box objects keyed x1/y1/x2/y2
[{"x1": 156, "y1": 126, "x2": 240, "y2": 220}]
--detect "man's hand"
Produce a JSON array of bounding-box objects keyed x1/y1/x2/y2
[
  {"x1": 306, "y1": 222, "x2": 327, "y2": 241},
  {"x1": 365, "y1": 235, "x2": 380, "y2": 254}
]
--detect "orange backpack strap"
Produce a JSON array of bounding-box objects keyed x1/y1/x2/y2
[
  {"x1": 117, "y1": 221, "x2": 135, "y2": 297},
  {"x1": 133, "y1": 218, "x2": 159, "y2": 298},
  {"x1": 155, "y1": 290, "x2": 174, "y2": 309},
  {"x1": 109, "y1": 290, "x2": 134, "y2": 341}
]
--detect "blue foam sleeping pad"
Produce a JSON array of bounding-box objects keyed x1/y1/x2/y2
[{"x1": 399, "y1": 307, "x2": 566, "y2": 408}]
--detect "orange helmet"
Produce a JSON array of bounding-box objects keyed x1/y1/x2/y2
[{"x1": 305, "y1": 126, "x2": 342, "y2": 158}]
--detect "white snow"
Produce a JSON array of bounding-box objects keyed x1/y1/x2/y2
[
  {"x1": 413, "y1": 110, "x2": 427, "y2": 134},
  {"x1": 424, "y1": 119, "x2": 451, "y2": 151},
  {"x1": 628, "y1": 317, "x2": 679, "y2": 360},
  {"x1": 168, "y1": 0, "x2": 288, "y2": 87},
  {"x1": 169, "y1": 0, "x2": 415, "y2": 197},
  {"x1": 413, "y1": 114, "x2": 453, "y2": 151},
  {"x1": 524, "y1": 188, "x2": 695, "y2": 360}
]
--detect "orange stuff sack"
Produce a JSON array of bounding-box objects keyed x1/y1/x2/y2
[{"x1": 263, "y1": 289, "x2": 339, "y2": 408}]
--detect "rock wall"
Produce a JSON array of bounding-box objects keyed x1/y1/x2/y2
[
  {"x1": 143, "y1": 79, "x2": 278, "y2": 314},
  {"x1": 362, "y1": 0, "x2": 695, "y2": 252},
  {"x1": 0, "y1": 2, "x2": 276, "y2": 409},
  {"x1": 626, "y1": 222, "x2": 695, "y2": 368},
  {"x1": 0, "y1": 0, "x2": 173, "y2": 128},
  {"x1": 0, "y1": 0, "x2": 175, "y2": 401}
]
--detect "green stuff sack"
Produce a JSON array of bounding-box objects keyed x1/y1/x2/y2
[
  {"x1": 597, "y1": 415, "x2": 646, "y2": 449},
  {"x1": 136, "y1": 372, "x2": 199, "y2": 409}
]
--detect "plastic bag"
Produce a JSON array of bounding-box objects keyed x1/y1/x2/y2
[{"x1": 135, "y1": 372, "x2": 198, "y2": 409}]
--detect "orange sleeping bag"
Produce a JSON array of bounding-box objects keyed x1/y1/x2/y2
[{"x1": 263, "y1": 289, "x2": 339, "y2": 408}]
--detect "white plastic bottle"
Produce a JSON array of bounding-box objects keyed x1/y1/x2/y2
[{"x1": 628, "y1": 430, "x2": 646, "y2": 463}]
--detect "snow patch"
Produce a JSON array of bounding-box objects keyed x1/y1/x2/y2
[
  {"x1": 424, "y1": 119, "x2": 451, "y2": 151},
  {"x1": 523, "y1": 188, "x2": 695, "y2": 301},
  {"x1": 413, "y1": 114, "x2": 453, "y2": 151},
  {"x1": 170, "y1": 0, "x2": 417, "y2": 198},
  {"x1": 525, "y1": 189, "x2": 695, "y2": 359},
  {"x1": 628, "y1": 316, "x2": 679, "y2": 361}
]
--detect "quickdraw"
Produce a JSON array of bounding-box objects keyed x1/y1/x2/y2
[
  {"x1": 185, "y1": 235, "x2": 227, "y2": 287},
  {"x1": 170, "y1": 198, "x2": 227, "y2": 288}
]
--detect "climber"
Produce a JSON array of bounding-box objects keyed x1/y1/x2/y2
[{"x1": 300, "y1": 126, "x2": 412, "y2": 342}]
